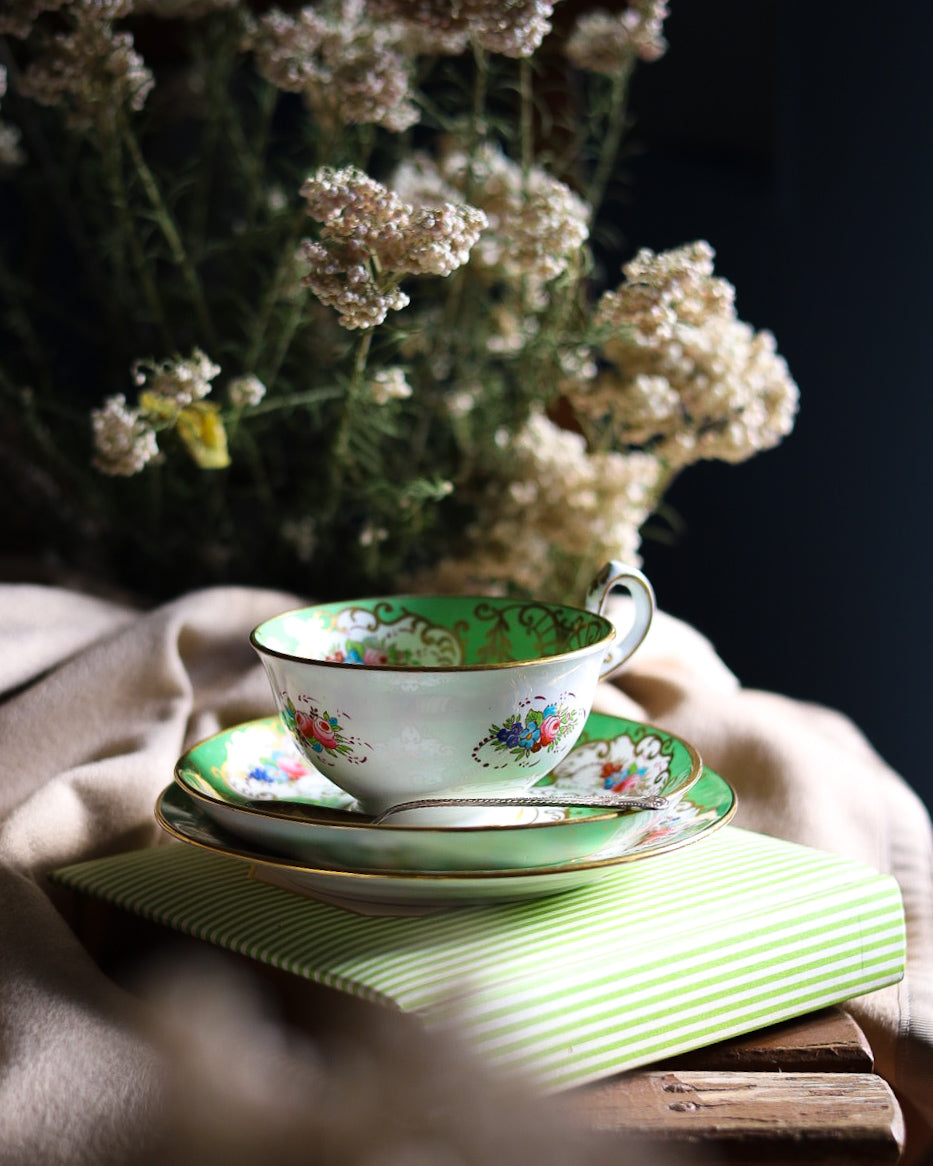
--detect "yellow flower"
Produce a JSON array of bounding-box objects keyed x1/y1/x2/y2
[
  {"x1": 176, "y1": 401, "x2": 230, "y2": 469},
  {"x1": 138, "y1": 389, "x2": 179, "y2": 422}
]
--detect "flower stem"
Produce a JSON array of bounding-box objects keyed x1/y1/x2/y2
[
  {"x1": 584, "y1": 59, "x2": 635, "y2": 221},
  {"x1": 102, "y1": 124, "x2": 174, "y2": 350},
  {"x1": 411, "y1": 86, "x2": 457, "y2": 134},
  {"x1": 262, "y1": 290, "x2": 310, "y2": 387},
  {"x1": 0, "y1": 257, "x2": 54, "y2": 394},
  {"x1": 238, "y1": 384, "x2": 344, "y2": 419},
  {"x1": 120, "y1": 118, "x2": 218, "y2": 351},
  {"x1": 518, "y1": 57, "x2": 535, "y2": 321},
  {"x1": 187, "y1": 26, "x2": 236, "y2": 257},
  {"x1": 519, "y1": 57, "x2": 534, "y2": 179},
  {"x1": 0, "y1": 40, "x2": 113, "y2": 320},
  {"x1": 466, "y1": 43, "x2": 489, "y2": 199},
  {"x1": 327, "y1": 328, "x2": 373, "y2": 510},
  {"x1": 244, "y1": 204, "x2": 308, "y2": 374},
  {"x1": 243, "y1": 82, "x2": 279, "y2": 226}
]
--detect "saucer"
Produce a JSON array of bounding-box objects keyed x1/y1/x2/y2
[
  {"x1": 155, "y1": 768, "x2": 736, "y2": 911},
  {"x1": 174, "y1": 712, "x2": 703, "y2": 872}
]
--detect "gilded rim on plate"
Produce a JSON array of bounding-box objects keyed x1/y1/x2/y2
[{"x1": 155, "y1": 772, "x2": 737, "y2": 884}]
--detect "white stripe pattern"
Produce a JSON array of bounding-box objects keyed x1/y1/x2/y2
[{"x1": 52, "y1": 826, "x2": 906, "y2": 1091}]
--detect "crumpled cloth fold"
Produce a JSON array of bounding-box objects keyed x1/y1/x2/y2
[{"x1": 1, "y1": 584, "x2": 931, "y2": 1164}]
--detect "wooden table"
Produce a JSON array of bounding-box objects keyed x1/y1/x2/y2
[
  {"x1": 57, "y1": 887, "x2": 906, "y2": 1165},
  {"x1": 564, "y1": 1007, "x2": 904, "y2": 1164}
]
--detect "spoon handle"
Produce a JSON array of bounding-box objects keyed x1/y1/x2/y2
[{"x1": 373, "y1": 790, "x2": 668, "y2": 825}]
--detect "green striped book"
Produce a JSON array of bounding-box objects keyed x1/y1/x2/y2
[{"x1": 51, "y1": 826, "x2": 905, "y2": 1092}]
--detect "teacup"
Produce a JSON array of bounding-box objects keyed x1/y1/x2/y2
[{"x1": 250, "y1": 561, "x2": 654, "y2": 815}]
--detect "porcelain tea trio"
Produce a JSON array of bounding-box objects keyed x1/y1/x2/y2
[{"x1": 157, "y1": 562, "x2": 737, "y2": 911}]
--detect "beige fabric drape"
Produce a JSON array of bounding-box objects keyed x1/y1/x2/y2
[{"x1": 1, "y1": 584, "x2": 930, "y2": 1163}]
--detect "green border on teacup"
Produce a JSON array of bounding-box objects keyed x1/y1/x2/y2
[{"x1": 250, "y1": 594, "x2": 618, "y2": 671}]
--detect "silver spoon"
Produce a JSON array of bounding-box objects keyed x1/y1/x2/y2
[{"x1": 372, "y1": 790, "x2": 668, "y2": 826}]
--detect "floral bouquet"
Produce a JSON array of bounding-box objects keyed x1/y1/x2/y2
[{"x1": 0, "y1": 0, "x2": 798, "y2": 603}]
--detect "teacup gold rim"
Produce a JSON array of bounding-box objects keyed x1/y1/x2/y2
[
  {"x1": 172, "y1": 713, "x2": 704, "y2": 834},
  {"x1": 248, "y1": 595, "x2": 618, "y2": 672},
  {"x1": 155, "y1": 773, "x2": 736, "y2": 882}
]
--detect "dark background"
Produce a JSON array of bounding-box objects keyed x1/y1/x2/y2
[{"x1": 620, "y1": 2, "x2": 933, "y2": 810}]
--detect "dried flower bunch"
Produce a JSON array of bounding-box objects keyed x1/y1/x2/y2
[{"x1": 0, "y1": 0, "x2": 798, "y2": 602}]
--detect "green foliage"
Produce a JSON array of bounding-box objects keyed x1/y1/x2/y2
[{"x1": 0, "y1": 2, "x2": 795, "y2": 602}]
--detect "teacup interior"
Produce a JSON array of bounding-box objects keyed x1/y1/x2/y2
[{"x1": 252, "y1": 596, "x2": 614, "y2": 668}]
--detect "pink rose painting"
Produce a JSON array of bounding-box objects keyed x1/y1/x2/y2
[
  {"x1": 539, "y1": 712, "x2": 562, "y2": 746},
  {"x1": 325, "y1": 638, "x2": 416, "y2": 666},
  {"x1": 277, "y1": 754, "x2": 310, "y2": 781},
  {"x1": 308, "y1": 714, "x2": 339, "y2": 751},
  {"x1": 601, "y1": 760, "x2": 644, "y2": 794},
  {"x1": 282, "y1": 696, "x2": 362, "y2": 763}
]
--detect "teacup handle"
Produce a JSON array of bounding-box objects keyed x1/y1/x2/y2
[{"x1": 584, "y1": 561, "x2": 655, "y2": 682}]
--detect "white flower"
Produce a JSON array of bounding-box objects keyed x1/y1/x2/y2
[
  {"x1": 565, "y1": 2, "x2": 669, "y2": 72},
  {"x1": 17, "y1": 0, "x2": 154, "y2": 130},
  {"x1": 571, "y1": 242, "x2": 799, "y2": 467},
  {"x1": 227, "y1": 375, "x2": 267, "y2": 408},
  {"x1": 369, "y1": 367, "x2": 412, "y2": 405},
  {"x1": 413, "y1": 410, "x2": 663, "y2": 598},
  {"x1": 249, "y1": 2, "x2": 420, "y2": 133},
  {"x1": 91, "y1": 394, "x2": 160, "y2": 476},
  {"x1": 368, "y1": 0, "x2": 557, "y2": 59},
  {"x1": 133, "y1": 348, "x2": 221, "y2": 412},
  {"x1": 401, "y1": 145, "x2": 590, "y2": 285},
  {"x1": 300, "y1": 166, "x2": 486, "y2": 328}
]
